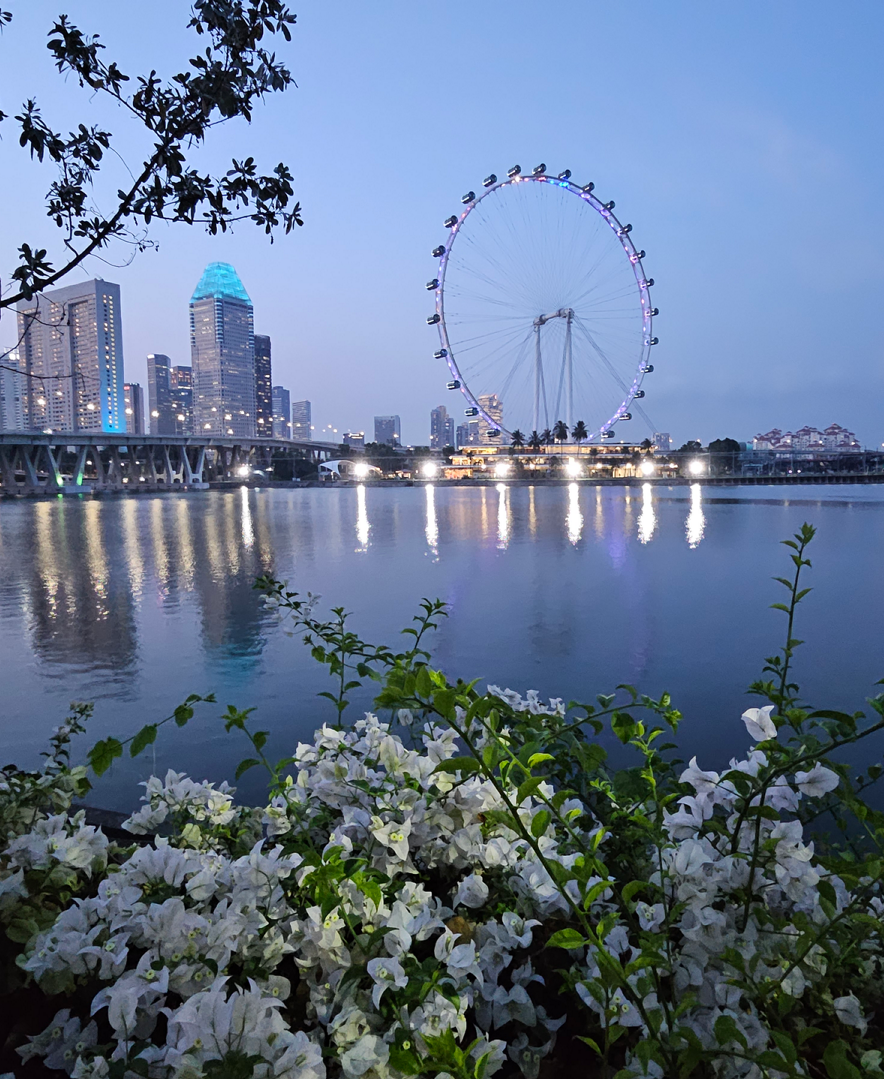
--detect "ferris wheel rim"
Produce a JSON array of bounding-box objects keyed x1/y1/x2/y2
[{"x1": 430, "y1": 171, "x2": 656, "y2": 442}]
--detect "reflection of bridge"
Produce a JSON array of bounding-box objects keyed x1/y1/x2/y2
[{"x1": 0, "y1": 433, "x2": 337, "y2": 496}]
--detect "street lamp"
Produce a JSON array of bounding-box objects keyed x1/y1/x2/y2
[{"x1": 688, "y1": 459, "x2": 705, "y2": 477}]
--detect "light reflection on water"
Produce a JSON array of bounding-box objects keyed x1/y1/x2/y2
[
  {"x1": 686, "y1": 483, "x2": 706, "y2": 549},
  {"x1": 567, "y1": 483, "x2": 583, "y2": 546},
  {"x1": 1, "y1": 484, "x2": 883, "y2": 808}
]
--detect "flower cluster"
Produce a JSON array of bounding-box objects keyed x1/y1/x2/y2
[{"x1": 2, "y1": 692, "x2": 882, "y2": 1079}]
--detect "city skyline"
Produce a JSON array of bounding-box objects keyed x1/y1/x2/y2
[{"x1": 2, "y1": 2, "x2": 883, "y2": 446}]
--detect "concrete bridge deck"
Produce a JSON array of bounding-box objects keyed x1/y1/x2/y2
[{"x1": 0, "y1": 433, "x2": 337, "y2": 496}]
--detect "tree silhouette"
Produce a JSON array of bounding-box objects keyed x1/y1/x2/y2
[
  {"x1": 510, "y1": 429, "x2": 525, "y2": 450},
  {"x1": 572, "y1": 420, "x2": 588, "y2": 452},
  {"x1": 528, "y1": 430, "x2": 542, "y2": 453},
  {"x1": 540, "y1": 428, "x2": 553, "y2": 449},
  {"x1": 553, "y1": 420, "x2": 569, "y2": 445}
]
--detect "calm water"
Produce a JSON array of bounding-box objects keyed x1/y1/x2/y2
[{"x1": 1, "y1": 483, "x2": 883, "y2": 809}]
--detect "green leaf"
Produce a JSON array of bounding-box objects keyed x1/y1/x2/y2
[
  {"x1": 621, "y1": 880, "x2": 645, "y2": 904},
  {"x1": 415, "y1": 665, "x2": 433, "y2": 698},
  {"x1": 235, "y1": 757, "x2": 260, "y2": 780},
  {"x1": 516, "y1": 776, "x2": 544, "y2": 804},
  {"x1": 714, "y1": 1014, "x2": 748, "y2": 1050},
  {"x1": 823, "y1": 1040, "x2": 862, "y2": 1079},
  {"x1": 527, "y1": 752, "x2": 555, "y2": 768},
  {"x1": 174, "y1": 704, "x2": 194, "y2": 727},
  {"x1": 130, "y1": 724, "x2": 157, "y2": 757},
  {"x1": 88, "y1": 737, "x2": 123, "y2": 776},
  {"x1": 546, "y1": 928, "x2": 587, "y2": 949},
  {"x1": 531, "y1": 810, "x2": 550, "y2": 837},
  {"x1": 253, "y1": 730, "x2": 268, "y2": 751},
  {"x1": 611, "y1": 712, "x2": 637, "y2": 744},
  {"x1": 434, "y1": 756, "x2": 482, "y2": 776}
]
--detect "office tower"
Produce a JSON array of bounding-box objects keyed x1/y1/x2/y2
[
  {"x1": 123, "y1": 383, "x2": 145, "y2": 434},
  {"x1": 374, "y1": 415, "x2": 401, "y2": 446},
  {"x1": 16, "y1": 279, "x2": 124, "y2": 432},
  {"x1": 343, "y1": 431, "x2": 365, "y2": 449},
  {"x1": 430, "y1": 405, "x2": 456, "y2": 450},
  {"x1": 291, "y1": 399, "x2": 311, "y2": 441},
  {"x1": 477, "y1": 393, "x2": 503, "y2": 444},
  {"x1": 653, "y1": 432, "x2": 672, "y2": 455},
  {"x1": 271, "y1": 385, "x2": 291, "y2": 439},
  {"x1": 190, "y1": 262, "x2": 256, "y2": 438},
  {"x1": 147, "y1": 353, "x2": 173, "y2": 434},
  {"x1": 456, "y1": 421, "x2": 480, "y2": 448},
  {"x1": 170, "y1": 365, "x2": 193, "y2": 434},
  {"x1": 254, "y1": 334, "x2": 273, "y2": 436},
  {"x1": 0, "y1": 349, "x2": 24, "y2": 432}
]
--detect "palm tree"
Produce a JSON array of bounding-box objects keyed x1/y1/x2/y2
[
  {"x1": 528, "y1": 430, "x2": 542, "y2": 453},
  {"x1": 510, "y1": 429, "x2": 525, "y2": 454},
  {"x1": 540, "y1": 427, "x2": 553, "y2": 450},
  {"x1": 553, "y1": 419, "x2": 569, "y2": 446},
  {"x1": 572, "y1": 420, "x2": 588, "y2": 454}
]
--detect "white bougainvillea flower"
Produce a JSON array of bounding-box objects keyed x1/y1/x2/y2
[
  {"x1": 833, "y1": 993, "x2": 868, "y2": 1035},
  {"x1": 454, "y1": 873, "x2": 489, "y2": 909},
  {"x1": 366, "y1": 957, "x2": 407, "y2": 1007},
  {"x1": 794, "y1": 762, "x2": 839, "y2": 797},
  {"x1": 741, "y1": 705, "x2": 777, "y2": 741},
  {"x1": 340, "y1": 1034, "x2": 389, "y2": 1078}
]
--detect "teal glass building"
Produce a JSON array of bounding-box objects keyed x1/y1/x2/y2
[{"x1": 190, "y1": 262, "x2": 256, "y2": 438}]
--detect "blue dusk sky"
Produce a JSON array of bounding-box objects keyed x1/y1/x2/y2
[{"x1": 1, "y1": 1, "x2": 882, "y2": 446}]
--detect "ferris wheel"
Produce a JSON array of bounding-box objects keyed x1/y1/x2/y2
[{"x1": 426, "y1": 164, "x2": 658, "y2": 443}]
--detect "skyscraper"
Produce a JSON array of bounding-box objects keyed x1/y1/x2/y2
[
  {"x1": 147, "y1": 354, "x2": 173, "y2": 434},
  {"x1": 16, "y1": 279, "x2": 124, "y2": 432},
  {"x1": 291, "y1": 400, "x2": 311, "y2": 441},
  {"x1": 456, "y1": 421, "x2": 480, "y2": 448},
  {"x1": 430, "y1": 405, "x2": 455, "y2": 450},
  {"x1": 190, "y1": 262, "x2": 256, "y2": 438},
  {"x1": 0, "y1": 349, "x2": 24, "y2": 432},
  {"x1": 123, "y1": 383, "x2": 145, "y2": 434},
  {"x1": 170, "y1": 365, "x2": 193, "y2": 435},
  {"x1": 477, "y1": 394, "x2": 503, "y2": 445},
  {"x1": 374, "y1": 415, "x2": 401, "y2": 446},
  {"x1": 271, "y1": 385, "x2": 291, "y2": 439},
  {"x1": 254, "y1": 334, "x2": 273, "y2": 436}
]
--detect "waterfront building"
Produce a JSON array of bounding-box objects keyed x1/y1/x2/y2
[
  {"x1": 343, "y1": 431, "x2": 365, "y2": 450},
  {"x1": 292, "y1": 400, "x2": 311, "y2": 441},
  {"x1": 374, "y1": 415, "x2": 401, "y2": 446},
  {"x1": 430, "y1": 405, "x2": 455, "y2": 450},
  {"x1": 753, "y1": 424, "x2": 861, "y2": 453},
  {"x1": 123, "y1": 383, "x2": 145, "y2": 435},
  {"x1": 16, "y1": 279, "x2": 124, "y2": 432},
  {"x1": 271, "y1": 385, "x2": 291, "y2": 439},
  {"x1": 170, "y1": 365, "x2": 193, "y2": 435},
  {"x1": 653, "y1": 431, "x2": 672, "y2": 454},
  {"x1": 0, "y1": 349, "x2": 25, "y2": 432},
  {"x1": 254, "y1": 334, "x2": 273, "y2": 436},
  {"x1": 477, "y1": 394, "x2": 503, "y2": 445},
  {"x1": 190, "y1": 262, "x2": 256, "y2": 438}
]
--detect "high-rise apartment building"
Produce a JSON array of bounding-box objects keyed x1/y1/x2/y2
[
  {"x1": 456, "y1": 421, "x2": 480, "y2": 448},
  {"x1": 291, "y1": 400, "x2": 311, "y2": 441},
  {"x1": 430, "y1": 405, "x2": 455, "y2": 450},
  {"x1": 653, "y1": 432, "x2": 672, "y2": 455},
  {"x1": 477, "y1": 394, "x2": 503, "y2": 445},
  {"x1": 123, "y1": 383, "x2": 145, "y2": 434},
  {"x1": 374, "y1": 415, "x2": 401, "y2": 446},
  {"x1": 0, "y1": 349, "x2": 25, "y2": 432},
  {"x1": 147, "y1": 353, "x2": 172, "y2": 434},
  {"x1": 190, "y1": 262, "x2": 256, "y2": 438},
  {"x1": 170, "y1": 365, "x2": 193, "y2": 435},
  {"x1": 254, "y1": 334, "x2": 273, "y2": 436},
  {"x1": 16, "y1": 279, "x2": 124, "y2": 432},
  {"x1": 343, "y1": 431, "x2": 365, "y2": 450},
  {"x1": 271, "y1": 385, "x2": 291, "y2": 439}
]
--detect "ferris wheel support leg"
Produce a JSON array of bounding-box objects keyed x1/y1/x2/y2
[{"x1": 533, "y1": 326, "x2": 542, "y2": 433}]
